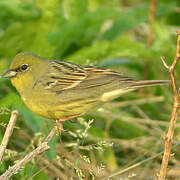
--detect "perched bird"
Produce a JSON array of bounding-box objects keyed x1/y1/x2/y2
[{"x1": 2, "y1": 52, "x2": 168, "y2": 128}]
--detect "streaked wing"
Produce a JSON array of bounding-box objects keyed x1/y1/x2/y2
[
  {"x1": 34, "y1": 60, "x2": 87, "y2": 91},
  {"x1": 41, "y1": 60, "x2": 133, "y2": 93},
  {"x1": 75, "y1": 66, "x2": 133, "y2": 89}
]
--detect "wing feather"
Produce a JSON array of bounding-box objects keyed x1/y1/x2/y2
[
  {"x1": 45, "y1": 61, "x2": 87, "y2": 90},
  {"x1": 75, "y1": 66, "x2": 133, "y2": 89},
  {"x1": 37, "y1": 61, "x2": 133, "y2": 93}
]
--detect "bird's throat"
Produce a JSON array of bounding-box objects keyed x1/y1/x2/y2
[{"x1": 11, "y1": 75, "x2": 34, "y2": 96}]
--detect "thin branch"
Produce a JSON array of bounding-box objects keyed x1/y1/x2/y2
[
  {"x1": 158, "y1": 30, "x2": 180, "y2": 180},
  {"x1": 147, "y1": 0, "x2": 157, "y2": 46},
  {"x1": 37, "y1": 157, "x2": 69, "y2": 180},
  {"x1": 160, "y1": 56, "x2": 169, "y2": 69},
  {"x1": 109, "y1": 96, "x2": 165, "y2": 107},
  {"x1": 0, "y1": 110, "x2": 18, "y2": 163},
  {"x1": 103, "y1": 141, "x2": 180, "y2": 179},
  {"x1": 140, "y1": 0, "x2": 157, "y2": 94},
  {"x1": 0, "y1": 126, "x2": 57, "y2": 180}
]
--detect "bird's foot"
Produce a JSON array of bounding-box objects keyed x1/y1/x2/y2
[
  {"x1": 55, "y1": 113, "x2": 84, "y2": 133},
  {"x1": 55, "y1": 120, "x2": 65, "y2": 133}
]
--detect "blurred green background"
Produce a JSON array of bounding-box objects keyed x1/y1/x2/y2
[{"x1": 0, "y1": 0, "x2": 180, "y2": 179}]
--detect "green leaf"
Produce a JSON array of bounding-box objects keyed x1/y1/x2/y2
[
  {"x1": 102, "y1": 2, "x2": 176, "y2": 40},
  {"x1": 67, "y1": 34, "x2": 152, "y2": 65},
  {"x1": 110, "y1": 119, "x2": 146, "y2": 139},
  {"x1": 45, "y1": 121, "x2": 58, "y2": 161},
  {"x1": 99, "y1": 147, "x2": 117, "y2": 171},
  {"x1": 0, "y1": 0, "x2": 60, "y2": 58},
  {"x1": 88, "y1": 126, "x2": 107, "y2": 138},
  {"x1": 48, "y1": 8, "x2": 118, "y2": 58},
  {"x1": 63, "y1": 0, "x2": 88, "y2": 21},
  {"x1": 0, "y1": 0, "x2": 40, "y2": 29},
  {"x1": 99, "y1": 58, "x2": 133, "y2": 67},
  {"x1": 17, "y1": 105, "x2": 42, "y2": 132},
  {"x1": 0, "y1": 92, "x2": 21, "y2": 107}
]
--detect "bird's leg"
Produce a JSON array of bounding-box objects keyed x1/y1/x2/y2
[
  {"x1": 56, "y1": 113, "x2": 84, "y2": 134},
  {"x1": 55, "y1": 119, "x2": 65, "y2": 132},
  {"x1": 55, "y1": 120, "x2": 66, "y2": 142},
  {"x1": 60, "y1": 113, "x2": 84, "y2": 124}
]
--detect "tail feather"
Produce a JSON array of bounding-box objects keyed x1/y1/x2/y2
[
  {"x1": 128, "y1": 80, "x2": 170, "y2": 89},
  {"x1": 101, "y1": 80, "x2": 169, "y2": 102}
]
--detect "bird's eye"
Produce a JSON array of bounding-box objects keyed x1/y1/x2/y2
[{"x1": 20, "y1": 64, "x2": 28, "y2": 71}]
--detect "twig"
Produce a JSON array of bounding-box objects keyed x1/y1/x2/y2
[
  {"x1": 147, "y1": 0, "x2": 157, "y2": 46},
  {"x1": 158, "y1": 30, "x2": 180, "y2": 180},
  {"x1": 0, "y1": 126, "x2": 57, "y2": 180},
  {"x1": 37, "y1": 157, "x2": 69, "y2": 180},
  {"x1": 103, "y1": 141, "x2": 180, "y2": 179},
  {"x1": 109, "y1": 96, "x2": 165, "y2": 107},
  {"x1": 0, "y1": 110, "x2": 18, "y2": 163},
  {"x1": 140, "y1": 0, "x2": 157, "y2": 93}
]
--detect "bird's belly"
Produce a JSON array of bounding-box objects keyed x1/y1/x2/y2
[{"x1": 22, "y1": 93, "x2": 101, "y2": 120}]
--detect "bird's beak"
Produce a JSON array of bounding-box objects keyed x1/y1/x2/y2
[{"x1": 1, "y1": 69, "x2": 17, "y2": 78}]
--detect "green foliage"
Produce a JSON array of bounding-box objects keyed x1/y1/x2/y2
[
  {"x1": 48, "y1": 8, "x2": 119, "y2": 58},
  {"x1": 102, "y1": 2, "x2": 176, "y2": 40},
  {"x1": 0, "y1": 0, "x2": 179, "y2": 179},
  {"x1": 0, "y1": 0, "x2": 40, "y2": 29},
  {"x1": 62, "y1": 0, "x2": 88, "y2": 21}
]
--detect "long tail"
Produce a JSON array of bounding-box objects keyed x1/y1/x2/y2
[
  {"x1": 128, "y1": 80, "x2": 170, "y2": 89},
  {"x1": 101, "y1": 80, "x2": 169, "y2": 102}
]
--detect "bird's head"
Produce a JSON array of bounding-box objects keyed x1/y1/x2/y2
[
  {"x1": 2, "y1": 52, "x2": 43, "y2": 92},
  {"x1": 2, "y1": 52, "x2": 43, "y2": 78}
]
